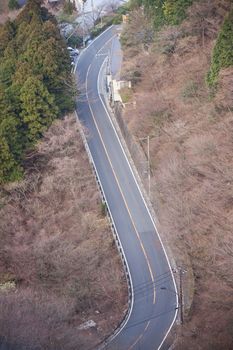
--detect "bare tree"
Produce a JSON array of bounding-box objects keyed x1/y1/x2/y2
[
  {"x1": 88, "y1": 0, "x2": 108, "y2": 26},
  {"x1": 105, "y1": 0, "x2": 120, "y2": 13}
]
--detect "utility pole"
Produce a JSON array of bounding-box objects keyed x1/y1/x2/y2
[
  {"x1": 91, "y1": 0, "x2": 95, "y2": 26},
  {"x1": 138, "y1": 136, "x2": 151, "y2": 200},
  {"x1": 82, "y1": 0, "x2": 86, "y2": 48},
  {"x1": 178, "y1": 267, "x2": 186, "y2": 324},
  {"x1": 179, "y1": 268, "x2": 183, "y2": 324},
  {"x1": 108, "y1": 48, "x2": 112, "y2": 75},
  {"x1": 147, "y1": 135, "x2": 150, "y2": 200},
  {"x1": 160, "y1": 267, "x2": 186, "y2": 325}
]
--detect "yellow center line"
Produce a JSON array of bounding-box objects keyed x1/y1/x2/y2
[
  {"x1": 85, "y1": 56, "x2": 156, "y2": 348},
  {"x1": 128, "y1": 321, "x2": 151, "y2": 350},
  {"x1": 128, "y1": 334, "x2": 143, "y2": 350},
  {"x1": 145, "y1": 321, "x2": 150, "y2": 332},
  {"x1": 86, "y1": 64, "x2": 155, "y2": 302}
]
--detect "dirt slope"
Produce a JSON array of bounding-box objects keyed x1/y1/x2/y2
[
  {"x1": 120, "y1": 1, "x2": 233, "y2": 349},
  {"x1": 0, "y1": 115, "x2": 127, "y2": 350}
]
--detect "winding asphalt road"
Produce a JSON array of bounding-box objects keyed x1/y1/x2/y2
[{"x1": 75, "y1": 26, "x2": 178, "y2": 350}]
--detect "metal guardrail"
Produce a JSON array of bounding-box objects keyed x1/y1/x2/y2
[{"x1": 75, "y1": 112, "x2": 133, "y2": 349}]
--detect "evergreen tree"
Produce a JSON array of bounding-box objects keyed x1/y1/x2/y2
[
  {"x1": 0, "y1": 116, "x2": 23, "y2": 161},
  {"x1": 130, "y1": 0, "x2": 143, "y2": 8},
  {"x1": 64, "y1": 0, "x2": 76, "y2": 15},
  {"x1": 0, "y1": 136, "x2": 22, "y2": 184},
  {"x1": 136, "y1": 0, "x2": 193, "y2": 28},
  {"x1": 36, "y1": 36, "x2": 73, "y2": 113},
  {"x1": 0, "y1": 21, "x2": 16, "y2": 56},
  {"x1": 0, "y1": 0, "x2": 75, "y2": 183},
  {"x1": 0, "y1": 58, "x2": 16, "y2": 87},
  {"x1": 20, "y1": 77, "x2": 58, "y2": 142},
  {"x1": 8, "y1": 0, "x2": 19, "y2": 10},
  {"x1": 207, "y1": 9, "x2": 233, "y2": 87},
  {"x1": 16, "y1": 0, "x2": 43, "y2": 25},
  {"x1": 144, "y1": 0, "x2": 166, "y2": 29},
  {"x1": 163, "y1": 0, "x2": 193, "y2": 25}
]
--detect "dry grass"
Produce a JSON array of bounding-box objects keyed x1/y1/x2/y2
[
  {"x1": 0, "y1": 115, "x2": 127, "y2": 349},
  {"x1": 121, "y1": 1, "x2": 233, "y2": 349},
  {"x1": 0, "y1": 0, "x2": 8, "y2": 14},
  {"x1": 0, "y1": 0, "x2": 21, "y2": 24}
]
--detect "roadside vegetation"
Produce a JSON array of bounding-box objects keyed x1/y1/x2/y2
[
  {"x1": 0, "y1": 0, "x2": 9, "y2": 14},
  {"x1": 120, "y1": 0, "x2": 233, "y2": 348},
  {"x1": 0, "y1": 115, "x2": 127, "y2": 349},
  {"x1": 8, "y1": 0, "x2": 19, "y2": 11},
  {"x1": 64, "y1": 2, "x2": 130, "y2": 48},
  {"x1": 63, "y1": 0, "x2": 76, "y2": 15},
  {"x1": 0, "y1": 0, "x2": 75, "y2": 184},
  {"x1": 131, "y1": 0, "x2": 193, "y2": 27},
  {"x1": 207, "y1": 9, "x2": 233, "y2": 88},
  {"x1": 0, "y1": 1, "x2": 128, "y2": 348}
]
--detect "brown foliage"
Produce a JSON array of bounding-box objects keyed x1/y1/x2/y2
[
  {"x1": 0, "y1": 115, "x2": 127, "y2": 349},
  {"x1": 215, "y1": 68, "x2": 233, "y2": 110},
  {"x1": 121, "y1": 1, "x2": 233, "y2": 349}
]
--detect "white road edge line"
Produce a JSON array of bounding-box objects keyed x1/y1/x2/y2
[
  {"x1": 74, "y1": 25, "x2": 114, "y2": 74},
  {"x1": 74, "y1": 26, "x2": 136, "y2": 347},
  {"x1": 75, "y1": 26, "x2": 179, "y2": 349},
  {"x1": 85, "y1": 62, "x2": 136, "y2": 348},
  {"x1": 76, "y1": 41, "x2": 136, "y2": 345},
  {"x1": 88, "y1": 59, "x2": 157, "y2": 347},
  {"x1": 75, "y1": 110, "x2": 134, "y2": 349},
  {"x1": 96, "y1": 44, "x2": 179, "y2": 349}
]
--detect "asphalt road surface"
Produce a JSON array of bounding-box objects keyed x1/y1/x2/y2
[{"x1": 75, "y1": 25, "x2": 178, "y2": 350}]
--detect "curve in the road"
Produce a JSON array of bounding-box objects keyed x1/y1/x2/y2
[{"x1": 75, "y1": 25, "x2": 178, "y2": 350}]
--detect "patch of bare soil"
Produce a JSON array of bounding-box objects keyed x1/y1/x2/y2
[
  {"x1": 0, "y1": 0, "x2": 9, "y2": 13},
  {"x1": 0, "y1": 115, "x2": 127, "y2": 350},
  {"x1": 0, "y1": 0, "x2": 23, "y2": 24},
  {"x1": 120, "y1": 1, "x2": 233, "y2": 349}
]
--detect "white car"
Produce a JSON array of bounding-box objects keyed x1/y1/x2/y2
[{"x1": 67, "y1": 47, "x2": 79, "y2": 56}]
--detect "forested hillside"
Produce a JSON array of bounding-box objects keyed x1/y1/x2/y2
[
  {"x1": 0, "y1": 2, "x2": 127, "y2": 348},
  {"x1": 207, "y1": 9, "x2": 233, "y2": 87},
  {"x1": 132, "y1": 0, "x2": 193, "y2": 26},
  {"x1": 120, "y1": 0, "x2": 233, "y2": 348},
  {"x1": 0, "y1": 114, "x2": 127, "y2": 349},
  {"x1": 0, "y1": 0, "x2": 74, "y2": 184}
]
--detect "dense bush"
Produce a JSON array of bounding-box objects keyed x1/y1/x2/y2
[
  {"x1": 8, "y1": 0, "x2": 19, "y2": 10},
  {"x1": 90, "y1": 5, "x2": 128, "y2": 40},
  {"x1": 0, "y1": 0, "x2": 74, "y2": 184},
  {"x1": 207, "y1": 9, "x2": 233, "y2": 88},
  {"x1": 63, "y1": 0, "x2": 76, "y2": 15},
  {"x1": 130, "y1": 0, "x2": 143, "y2": 8},
  {"x1": 131, "y1": 0, "x2": 193, "y2": 28},
  {"x1": 163, "y1": 0, "x2": 193, "y2": 25},
  {"x1": 67, "y1": 34, "x2": 82, "y2": 48}
]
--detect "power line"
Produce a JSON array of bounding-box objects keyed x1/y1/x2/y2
[
  {"x1": 133, "y1": 271, "x2": 172, "y2": 294},
  {"x1": 132, "y1": 270, "x2": 171, "y2": 290},
  {"x1": 133, "y1": 277, "x2": 172, "y2": 299},
  {"x1": 125, "y1": 307, "x2": 177, "y2": 330},
  {"x1": 133, "y1": 278, "x2": 175, "y2": 303}
]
